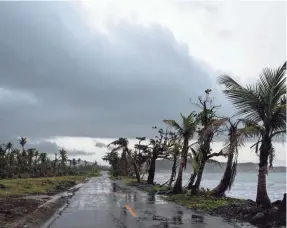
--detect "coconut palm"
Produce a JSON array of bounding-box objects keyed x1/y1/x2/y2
[
  {"x1": 108, "y1": 138, "x2": 129, "y2": 176},
  {"x1": 19, "y1": 137, "x2": 27, "y2": 151},
  {"x1": 164, "y1": 112, "x2": 198, "y2": 193},
  {"x1": 167, "y1": 139, "x2": 181, "y2": 189},
  {"x1": 39, "y1": 152, "x2": 47, "y2": 175},
  {"x1": 219, "y1": 62, "x2": 286, "y2": 208},
  {"x1": 108, "y1": 138, "x2": 141, "y2": 183},
  {"x1": 27, "y1": 148, "x2": 35, "y2": 173},
  {"x1": 59, "y1": 149, "x2": 68, "y2": 173},
  {"x1": 209, "y1": 119, "x2": 259, "y2": 196},
  {"x1": 5, "y1": 142, "x2": 13, "y2": 153}
]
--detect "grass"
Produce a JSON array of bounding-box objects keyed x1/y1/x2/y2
[
  {"x1": 122, "y1": 176, "x2": 138, "y2": 184},
  {"x1": 165, "y1": 193, "x2": 245, "y2": 211},
  {"x1": 107, "y1": 172, "x2": 139, "y2": 184},
  {"x1": 0, "y1": 170, "x2": 101, "y2": 197},
  {"x1": 146, "y1": 185, "x2": 169, "y2": 193},
  {"x1": 79, "y1": 169, "x2": 102, "y2": 178}
]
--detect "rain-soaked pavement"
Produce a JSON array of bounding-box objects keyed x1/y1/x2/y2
[{"x1": 48, "y1": 172, "x2": 238, "y2": 228}]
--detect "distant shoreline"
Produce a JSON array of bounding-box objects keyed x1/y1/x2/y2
[{"x1": 155, "y1": 160, "x2": 287, "y2": 172}]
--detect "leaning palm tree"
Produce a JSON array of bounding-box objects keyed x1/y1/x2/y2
[
  {"x1": 210, "y1": 119, "x2": 259, "y2": 197},
  {"x1": 164, "y1": 112, "x2": 198, "y2": 193},
  {"x1": 108, "y1": 138, "x2": 141, "y2": 183},
  {"x1": 108, "y1": 138, "x2": 129, "y2": 176},
  {"x1": 219, "y1": 62, "x2": 286, "y2": 208}
]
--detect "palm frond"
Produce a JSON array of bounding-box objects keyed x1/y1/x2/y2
[
  {"x1": 191, "y1": 157, "x2": 199, "y2": 172},
  {"x1": 271, "y1": 130, "x2": 286, "y2": 143},
  {"x1": 219, "y1": 75, "x2": 264, "y2": 121},
  {"x1": 163, "y1": 120, "x2": 182, "y2": 132},
  {"x1": 257, "y1": 62, "x2": 286, "y2": 116},
  {"x1": 228, "y1": 150, "x2": 238, "y2": 190},
  {"x1": 202, "y1": 118, "x2": 229, "y2": 138},
  {"x1": 108, "y1": 138, "x2": 128, "y2": 148},
  {"x1": 110, "y1": 145, "x2": 123, "y2": 153},
  {"x1": 269, "y1": 145, "x2": 275, "y2": 169}
]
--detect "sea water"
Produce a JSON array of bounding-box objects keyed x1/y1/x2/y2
[{"x1": 154, "y1": 171, "x2": 286, "y2": 201}]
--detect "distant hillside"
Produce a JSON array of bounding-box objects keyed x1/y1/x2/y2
[{"x1": 155, "y1": 159, "x2": 286, "y2": 173}]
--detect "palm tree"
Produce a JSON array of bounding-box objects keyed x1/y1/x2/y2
[
  {"x1": 168, "y1": 140, "x2": 181, "y2": 189},
  {"x1": 54, "y1": 153, "x2": 58, "y2": 174},
  {"x1": 209, "y1": 119, "x2": 258, "y2": 196},
  {"x1": 27, "y1": 148, "x2": 35, "y2": 173},
  {"x1": 219, "y1": 62, "x2": 286, "y2": 208},
  {"x1": 19, "y1": 137, "x2": 27, "y2": 151},
  {"x1": 59, "y1": 149, "x2": 68, "y2": 173},
  {"x1": 39, "y1": 152, "x2": 47, "y2": 176},
  {"x1": 108, "y1": 138, "x2": 141, "y2": 183},
  {"x1": 5, "y1": 142, "x2": 13, "y2": 153},
  {"x1": 72, "y1": 158, "x2": 77, "y2": 170},
  {"x1": 164, "y1": 112, "x2": 198, "y2": 193},
  {"x1": 108, "y1": 138, "x2": 129, "y2": 176}
]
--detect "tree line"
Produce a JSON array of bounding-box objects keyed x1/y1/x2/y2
[
  {"x1": 0, "y1": 137, "x2": 98, "y2": 178},
  {"x1": 102, "y1": 62, "x2": 286, "y2": 209}
]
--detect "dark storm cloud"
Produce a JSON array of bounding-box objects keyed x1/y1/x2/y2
[{"x1": 0, "y1": 1, "x2": 232, "y2": 140}]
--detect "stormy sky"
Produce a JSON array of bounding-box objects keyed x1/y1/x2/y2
[{"x1": 0, "y1": 1, "x2": 285, "y2": 165}]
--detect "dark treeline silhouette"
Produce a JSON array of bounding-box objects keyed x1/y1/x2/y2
[
  {"x1": 102, "y1": 62, "x2": 286, "y2": 209},
  {"x1": 0, "y1": 137, "x2": 99, "y2": 179}
]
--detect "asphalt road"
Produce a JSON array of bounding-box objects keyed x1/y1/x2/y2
[{"x1": 48, "y1": 172, "x2": 238, "y2": 228}]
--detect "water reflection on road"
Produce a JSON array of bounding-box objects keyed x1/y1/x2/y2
[{"x1": 48, "y1": 172, "x2": 237, "y2": 228}]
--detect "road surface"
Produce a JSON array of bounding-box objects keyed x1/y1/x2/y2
[{"x1": 48, "y1": 172, "x2": 239, "y2": 228}]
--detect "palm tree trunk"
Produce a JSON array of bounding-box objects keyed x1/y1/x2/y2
[
  {"x1": 256, "y1": 138, "x2": 271, "y2": 209},
  {"x1": 120, "y1": 150, "x2": 128, "y2": 176},
  {"x1": 256, "y1": 165, "x2": 271, "y2": 208},
  {"x1": 147, "y1": 155, "x2": 156, "y2": 184},
  {"x1": 187, "y1": 172, "x2": 197, "y2": 189},
  {"x1": 172, "y1": 137, "x2": 189, "y2": 194},
  {"x1": 126, "y1": 149, "x2": 141, "y2": 183},
  {"x1": 172, "y1": 158, "x2": 184, "y2": 193},
  {"x1": 211, "y1": 152, "x2": 234, "y2": 197},
  {"x1": 194, "y1": 159, "x2": 206, "y2": 193},
  {"x1": 168, "y1": 154, "x2": 177, "y2": 189}
]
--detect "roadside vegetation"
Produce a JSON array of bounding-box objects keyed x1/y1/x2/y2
[
  {"x1": 102, "y1": 62, "x2": 286, "y2": 227},
  {"x1": 0, "y1": 138, "x2": 101, "y2": 196}
]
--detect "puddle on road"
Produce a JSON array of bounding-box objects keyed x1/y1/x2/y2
[{"x1": 111, "y1": 182, "x2": 239, "y2": 228}]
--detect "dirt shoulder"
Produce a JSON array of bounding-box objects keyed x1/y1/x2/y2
[{"x1": 0, "y1": 176, "x2": 90, "y2": 228}]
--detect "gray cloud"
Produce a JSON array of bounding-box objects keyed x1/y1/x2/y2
[
  {"x1": 0, "y1": 2, "x2": 232, "y2": 141},
  {"x1": 5, "y1": 139, "x2": 95, "y2": 158}
]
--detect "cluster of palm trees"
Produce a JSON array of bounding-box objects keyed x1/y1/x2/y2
[
  {"x1": 0, "y1": 137, "x2": 97, "y2": 178},
  {"x1": 103, "y1": 62, "x2": 286, "y2": 209}
]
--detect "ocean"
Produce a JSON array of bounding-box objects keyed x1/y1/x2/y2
[{"x1": 154, "y1": 171, "x2": 286, "y2": 202}]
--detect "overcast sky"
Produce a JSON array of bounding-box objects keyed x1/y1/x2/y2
[{"x1": 0, "y1": 1, "x2": 286, "y2": 165}]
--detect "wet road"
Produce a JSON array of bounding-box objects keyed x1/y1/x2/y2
[{"x1": 48, "y1": 172, "x2": 236, "y2": 228}]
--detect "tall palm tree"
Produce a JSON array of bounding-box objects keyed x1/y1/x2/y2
[
  {"x1": 209, "y1": 119, "x2": 259, "y2": 196},
  {"x1": 59, "y1": 149, "x2": 68, "y2": 173},
  {"x1": 167, "y1": 139, "x2": 181, "y2": 189},
  {"x1": 108, "y1": 138, "x2": 141, "y2": 183},
  {"x1": 219, "y1": 62, "x2": 286, "y2": 208},
  {"x1": 164, "y1": 112, "x2": 198, "y2": 193},
  {"x1": 108, "y1": 138, "x2": 129, "y2": 176},
  {"x1": 34, "y1": 150, "x2": 39, "y2": 174},
  {"x1": 27, "y1": 148, "x2": 35, "y2": 173},
  {"x1": 39, "y1": 152, "x2": 47, "y2": 176}
]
